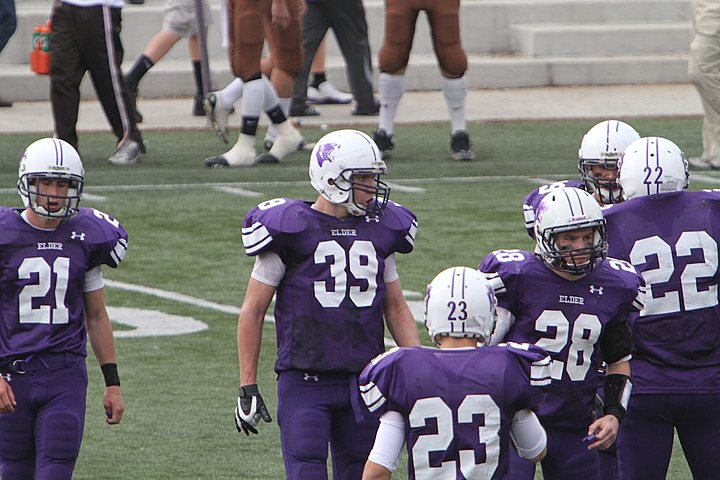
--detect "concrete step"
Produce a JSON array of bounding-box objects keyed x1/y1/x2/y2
[
  {"x1": 512, "y1": 22, "x2": 693, "y2": 57},
  {"x1": 0, "y1": 53, "x2": 690, "y2": 103},
  {"x1": 0, "y1": 0, "x2": 694, "y2": 101}
]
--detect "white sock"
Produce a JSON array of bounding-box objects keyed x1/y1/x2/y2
[
  {"x1": 442, "y1": 76, "x2": 467, "y2": 134},
  {"x1": 378, "y1": 73, "x2": 404, "y2": 135},
  {"x1": 240, "y1": 79, "x2": 264, "y2": 118},
  {"x1": 260, "y1": 75, "x2": 280, "y2": 111},
  {"x1": 219, "y1": 78, "x2": 244, "y2": 110}
]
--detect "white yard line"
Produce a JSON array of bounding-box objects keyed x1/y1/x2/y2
[{"x1": 212, "y1": 186, "x2": 263, "y2": 197}]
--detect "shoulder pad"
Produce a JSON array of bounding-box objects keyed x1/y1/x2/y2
[
  {"x1": 498, "y1": 342, "x2": 553, "y2": 387},
  {"x1": 72, "y1": 208, "x2": 129, "y2": 267},
  {"x1": 378, "y1": 202, "x2": 418, "y2": 254},
  {"x1": 242, "y1": 198, "x2": 308, "y2": 256}
]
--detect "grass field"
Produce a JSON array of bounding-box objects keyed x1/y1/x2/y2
[{"x1": 0, "y1": 118, "x2": 709, "y2": 479}]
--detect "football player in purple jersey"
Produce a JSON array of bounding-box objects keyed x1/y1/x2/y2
[
  {"x1": 0, "y1": 138, "x2": 128, "y2": 479},
  {"x1": 481, "y1": 187, "x2": 644, "y2": 480},
  {"x1": 523, "y1": 120, "x2": 640, "y2": 238},
  {"x1": 359, "y1": 266, "x2": 551, "y2": 480},
  {"x1": 605, "y1": 137, "x2": 720, "y2": 480},
  {"x1": 233, "y1": 129, "x2": 420, "y2": 480}
]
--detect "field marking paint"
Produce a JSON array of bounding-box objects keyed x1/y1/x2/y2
[
  {"x1": 82, "y1": 193, "x2": 108, "y2": 201},
  {"x1": 105, "y1": 280, "x2": 425, "y2": 344},
  {"x1": 527, "y1": 177, "x2": 560, "y2": 185},
  {"x1": 212, "y1": 186, "x2": 263, "y2": 197},
  {"x1": 108, "y1": 307, "x2": 208, "y2": 338},
  {"x1": 0, "y1": 175, "x2": 573, "y2": 197},
  {"x1": 386, "y1": 182, "x2": 426, "y2": 193}
]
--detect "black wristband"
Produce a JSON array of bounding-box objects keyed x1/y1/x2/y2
[
  {"x1": 101, "y1": 363, "x2": 121, "y2": 387},
  {"x1": 239, "y1": 384, "x2": 259, "y2": 397},
  {"x1": 602, "y1": 373, "x2": 631, "y2": 422}
]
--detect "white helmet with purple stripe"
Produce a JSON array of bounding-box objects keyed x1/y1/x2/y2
[
  {"x1": 18, "y1": 138, "x2": 84, "y2": 219},
  {"x1": 424, "y1": 267, "x2": 497, "y2": 346}
]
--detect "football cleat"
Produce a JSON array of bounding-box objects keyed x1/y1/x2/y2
[
  {"x1": 203, "y1": 91, "x2": 231, "y2": 144},
  {"x1": 307, "y1": 81, "x2": 353, "y2": 105},
  {"x1": 266, "y1": 123, "x2": 304, "y2": 161},
  {"x1": 204, "y1": 155, "x2": 231, "y2": 168},
  {"x1": 263, "y1": 136, "x2": 315, "y2": 152},
  {"x1": 451, "y1": 130, "x2": 475, "y2": 161},
  {"x1": 108, "y1": 139, "x2": 146, "y2": 166},
  {"x1": 373, "y1": 129, "x2": 394, "y2": 159}
]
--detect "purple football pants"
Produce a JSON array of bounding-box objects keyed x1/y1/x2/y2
[
  {"x1": 508, "y1": 426, "x2": 601, "y2": 480},
  {"x1": 277, "y1": 370, "x2": 378, "y2": 480},
  {"x1": 617, "y1": 393, "x2": 720, "y2": 480},
  {"x1": 0, "y1": 354, "x2": 87, "y2": 480}
]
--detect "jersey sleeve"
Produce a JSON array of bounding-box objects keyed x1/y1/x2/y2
[
  {"x1": 358, "y1": 347, "x2": 405, "y2": 417},
  {"x1": 501, "y1": 343, "x2": 551, "y2": 411},
  {"x1": 241, "y1": 198, "x2": 301, "y2": 258},
  {"x1": 380, "y1": 202, "x2": 418, "y2": 255},
  {"x1": 85, "y1": 208, "x2": 128, "y2": 269},
  {"x1": 479, "y1": 250, "x2": 528, "y2": 312}
]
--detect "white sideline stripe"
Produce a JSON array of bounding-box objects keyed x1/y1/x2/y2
[
  {"x1": 104, "y1": 280, "x2": 425, "y2": 345},
  {"x1": 527, "y1": 177, "x2": 558, "y2": 185},
  {"x1": 82, "y1": 193, "x2": 107, "y2": 201},
  {"x1": 0, "y1": 175, "x2": 571, "y2": 196},
  {"x1": 212, "y1": 186, "x2": 263, "y2": 197},
  {"x1": 690, "y1": 173, "x2": 720, "y2": 184},
  {"x1": 386, "y1": 182, "x2": 425, "y2": 193}
]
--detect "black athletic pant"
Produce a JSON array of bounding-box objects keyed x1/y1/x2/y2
[
  {"x1": 292, "y1": 0, "x2": 376, "y2": 112},
  {"x1": 50, "y1": 2, "x2": 142, "y2": 151}
]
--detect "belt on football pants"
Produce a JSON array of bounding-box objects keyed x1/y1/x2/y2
[{"x1": 0, "y1": 352, "x2": 84, "y2": 374}]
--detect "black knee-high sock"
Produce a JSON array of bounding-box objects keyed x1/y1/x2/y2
[
  {"x1": 310, "y1": 72, "x2": 326, "y2": 89},
  {"x1": 192, "y1": 61, "x2": 203, "y2": 97},
  {"x1": 125, "y1": 55, "x2": 154, "y2": 90}
]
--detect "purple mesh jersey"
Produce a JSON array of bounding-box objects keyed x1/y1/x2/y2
[
  {"x1": 523, "y1": 180, "x2": 585, "y2": 238},
  {"x1": 480, "y1": 251, "x2": 643, "y2": 429},
  {"x1": 242, "y1": 198, "x2": 418, "y2": 374},
  {"x1": 0, "y1": 207, "x2": 128, "y2": 360},
  {"x1": 358, "y1": 344, "x2": 550, "y2": 480},
  {"x1": 604, "y1": 190, "x2": 720, "y2": 394}
]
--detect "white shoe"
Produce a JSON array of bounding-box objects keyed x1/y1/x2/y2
[
  {"x1": 108, "y1": 139, "x2": 146, "y2": 165},
  {"x1": 257, "y1": 123, "x2": 303, "y2": 163},
  {"x1": 203, "y1": 91, "x2": 232, "y2": 144},
  {"x1": 204, "y1": 133, "x2": 256, "y2": 167},
  {"x1": 307, "y1": 81, "x2": 353, "y2": 105}
]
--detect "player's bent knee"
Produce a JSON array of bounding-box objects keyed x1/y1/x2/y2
[
  {"x1": 273, "y1": 51, "x2": 302, "y2": 78},
  {"x1": 438, "y1": 50, "x2": 468, "y2": 77},
  {"x1": 42, "y1": 413, "x2": 82, "y2": 461},
  {"x1": 379, "y1": 48, "x2": 410, "y2": 74}
]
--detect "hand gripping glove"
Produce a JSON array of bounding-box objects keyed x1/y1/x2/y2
[{"x1": 235, "y1": 384, "x2": 272, "y2": 435}]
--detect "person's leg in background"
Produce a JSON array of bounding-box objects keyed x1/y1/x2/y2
[{"x1": 0, "y1": 0, "x2": 17, "y2": 107}]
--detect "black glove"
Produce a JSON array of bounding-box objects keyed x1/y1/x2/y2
[{"x1": 234, "y1": 384, "x2": 272, "y2": 435}]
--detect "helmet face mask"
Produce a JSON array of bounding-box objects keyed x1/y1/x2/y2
[
  {"x1": 424, "y1": 267, "x2": 497, "y2": 347},
  {"x1": 618, "y1": 137, "x2": 689, "y2": 201},
  {"x1": 17, "y1": 138, "x2": 84, "y2": 219},
  {"x1": 309, "y1": 129, "x2": 389, "y2": 216},
  {"x1": 534, "y1": 187, "x2": 608, "y2": 275},
  {"x1": 578, "y1": 120, "x2": 640, "y2": 204}
]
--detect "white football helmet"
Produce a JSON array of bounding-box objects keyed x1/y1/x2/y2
[
  {"x1": 309, "y1": 129, "x2": 389, "y2": 216},
  {"x1": 534, "y1": 187, "x2": 607, "y2": 275},
  {"x1": 578, "y1": 120, "x2": 640, "y2": 204},
  {"x1": 618, "y1": 137, "x2": 688, "y2": 201},
  {"x1": 424, "y1": 267, "x2": 497, "y2": 346},
  {"x1": 17, "y1": 138, "x2": 84, "y2": 219}
]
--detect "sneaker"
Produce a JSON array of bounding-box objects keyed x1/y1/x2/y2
[
  {"x1": 192, "y1": 94, "x2": 205, "y2": 116},
  {"x1": 290, "y1": 102, "x2": 321, "y2": 117},
  {"x1": 127, "y1": 85, "x2": 143, "y2": 123},
  {"x1": 203, "y1": 91, "x2": 231, "y2": 144},
  {"x1": 373, "y1": 129, "x2": 394, "y2": 159},
  {"x1": 351, "y1": 100, "x2": 380, "y2": 116},
  {"x1": 307, "y1": 81, "x2": 353, "y2": 105},
  {"x1": 451, "y1": 130, "x2": 475, "y2": 161},
  {"x1": 688, "y1": 156, "x2": 720, "y2": 169},
  {"x1": 108, "y1": 139, "x2": 146, "y2": 165}
]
